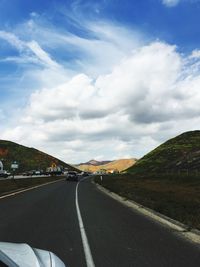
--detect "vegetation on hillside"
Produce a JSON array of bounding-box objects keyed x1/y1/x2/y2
[
  {"x1": 128, "y1": 130, "x2": 200, "y2": 175},
  {"x1": 0, "y1": 140, "x2": 76, "y2": 173}
]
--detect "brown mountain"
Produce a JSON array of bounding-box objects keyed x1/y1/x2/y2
[
  {"x1": 77, "y1": 158, "x2": 137, "y2": 173},
  {"x1": 78, "y1": 159, "x2": 112, "y2": 166}
]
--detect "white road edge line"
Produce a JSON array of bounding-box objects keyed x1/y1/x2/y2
[{"x1": 76, "y1": 180, "x2": 95, "y2": 267}]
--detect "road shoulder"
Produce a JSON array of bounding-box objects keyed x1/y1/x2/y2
[{"x1": 93, "y1": 181, "x2": 200, "y2": 246}]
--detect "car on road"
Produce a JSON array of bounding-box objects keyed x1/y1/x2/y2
[
  {"x1": 35, "y1": 170, "x2": 41, "y2": 175},
  {"x1": 22, "y1": 171, "x2": 34, "y2": 176},
  {"x1": 80, "y1": 171, "x2": 90, "y2": 177},
  {"x1": 0, "y1": 171, "x2": 11, "y2": 178},
  {"x1": 0, "y1": 173, "x2": 8, "y2": 178},
  {"x1": 0, "y1": 161, "x2": 11, "y2": 178},
  {"x1": 66, "y1": 171, "x2": 79, "y2": 182}
]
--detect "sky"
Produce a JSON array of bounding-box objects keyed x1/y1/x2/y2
[{"x1": 1, "y1": 0, "x2": 200, "y2": 164}]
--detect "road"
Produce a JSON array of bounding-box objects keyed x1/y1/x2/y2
[{"x1": 0, "y1": 178, "x2": 199, "y2": 267}]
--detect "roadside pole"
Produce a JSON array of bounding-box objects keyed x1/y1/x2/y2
[{"x1": 11, "y1": 161, "x2": 19, "y2": 179}]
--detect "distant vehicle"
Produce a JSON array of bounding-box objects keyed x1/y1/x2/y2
[
  {"x1": 66, "y1": 171, "x2": 79, "y2": 182},
  {"x1": 3, "y1": 171, "x2": 11, "y2": 177},
  {"x1": 0, "y1": 242, "x2": 66, "y2": 267},
  {"x1": 0, "y1": 161, "x2": 10, "y2": 178},
  {"x1": 0, "y1": 171, "x2": 9, "y2": 178},
  {"x1": 80, "y1": 171, "x2": 90, "y2": 177},
  {"x1": 46, "y1": 164, "x2": 63, "y2": 175},
  {"x1": 22, "y1": 172, "x2": 28, "y2": 176},
  {"x1": 22, "y1": 170, "x2": 35, "y2": 176},
  {"x1": 35, "y1": 170, "x2": 41, "y2": 175}
]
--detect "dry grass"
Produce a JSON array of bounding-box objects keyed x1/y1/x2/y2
[
  {"x1": 94, "y1": 174, "x2": 200, "y2": 230},
  {"x1": 0, "y1": 176, "x2": 63, "y2": 196}
]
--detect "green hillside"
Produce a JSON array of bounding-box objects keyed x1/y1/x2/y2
[
  {"x1": 128, "y1": 130, "x2": 200, "y2": 174},
  {"x1": 95, "y1": 131, "x2": 200, "y2": 230},
  {"x1": 0, "y1": 140, "x2": 76, "y2": 173}
]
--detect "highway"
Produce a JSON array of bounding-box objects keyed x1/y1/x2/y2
[{"x1": 0, "y1": 178, "x2": 199, "y2": 267}]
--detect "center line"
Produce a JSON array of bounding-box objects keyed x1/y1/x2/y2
[{"x1": 75, "y1": 180, "x2": 95, "y2": 267}]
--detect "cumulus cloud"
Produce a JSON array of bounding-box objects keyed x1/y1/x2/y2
[
  {"x1": 2, "y1": 40, "x2": 200, "y2": 163},
  {"x1": 190, "y1": 49, "x2": 200, "y2": 59},
  {"x1": 1, "y1": 11, "x2": 200, "y2": 163}
]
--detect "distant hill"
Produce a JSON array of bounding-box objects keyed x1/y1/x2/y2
[
  {"x1": 77, "y1": 158, "x2": 137, "y2": 173},
  {"x1": 127, "y1": 130, "x2": 200, "y2": 174},
  {"x1": 0, "y1": 140, "x2": 77, "y2": 173},
  {"x1": 78, "y1": 159, "x2": 112, "y2": 166}
]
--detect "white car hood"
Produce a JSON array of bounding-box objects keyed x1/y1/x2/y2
[{"x1": 0, "y1": 242, "x2": 66, "y2": 267}]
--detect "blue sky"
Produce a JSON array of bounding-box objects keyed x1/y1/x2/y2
[
  {"x1": 0, "y1": 0, "x2": 200, "y2": 49},
  {"x1": 1, "y1": 0, "x2": 200, "y2": 163}
]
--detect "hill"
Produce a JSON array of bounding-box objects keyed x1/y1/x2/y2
[
  {"x1": 128, "y1": 130, "x2": 200, "y2": 174},
  {"x1": 0, "y1": 140, "x2": 76, "y2": 173},
  {"x1": 77, "y1": 158, "x2": 137, "y2": 173},
  {"x1": 78, "y1": 159, "x2": 112, "y2": 166},
  {"x1": 95, "y1": 131, "x2": 200, "y2": 230}
]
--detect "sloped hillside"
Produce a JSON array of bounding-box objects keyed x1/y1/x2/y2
[
  {"x1": 77, "y1": 158, "x2": 137, "y2": 173},
  {"x1": 78, "y1": 159, "x2": 112, "y2": 166},
  {"x1": 128, "y1": 130, "x2": 200, "y2": 174},
  {"x1": 0, "y1": 140, "x2": 76, "y2": 172}
]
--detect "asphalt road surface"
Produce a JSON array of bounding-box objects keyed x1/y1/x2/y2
[{"x1": 0, "y1": 178, "x2": 199, "y2": 267}]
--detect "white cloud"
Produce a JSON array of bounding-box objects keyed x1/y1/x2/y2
[
  {"x1": 162, "y1": 0, "x2": 200, "y2": 6},
  {"x1": 1, "y1": 12, "x2": 200, "y2": 163},
  {"x1": 162, "y1": 0, "x2": 180, "y2": 7},
  {"x1": 27, "y1": 41, "x2": 60, "y2": 68},
  {"x1": 0, "y1": 30, "x2": 24, "y2": 50},
  {"x1": 2, "y1": 40, "x2": 200, "y2": 163},
  {"x1": 12, "y1": 16, "x2": 143, "y2": 76},
  {"x1": 190, "y1": 49, "x2": 200, "y2": 59},
  {"x1": 0, "y1": 30, "x2": 60, "y2": 69}
]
